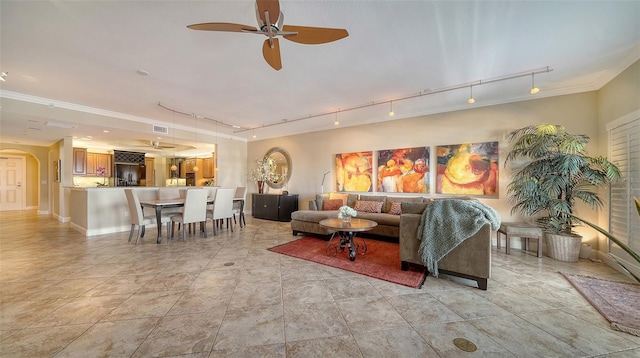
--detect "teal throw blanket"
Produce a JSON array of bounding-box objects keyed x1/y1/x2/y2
[{"x1": 418, "y1": 199, "x2": 501, "y2": 277}]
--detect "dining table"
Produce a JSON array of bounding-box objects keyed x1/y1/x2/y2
[
  {"x1": 139, "y1": 195, "x2": 246, "y2": 243},
  {"x1": 139, "y1": 198, "x2": 188, "y2": 244}
]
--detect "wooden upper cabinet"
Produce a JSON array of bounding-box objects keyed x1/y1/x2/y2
[
  {"x1": 96, "y1": 154, "x2": 112, "y2": 177},
  {"x1": 203, "y1": 157, "x2": 214, "y2": 178},
  {"x1": 86, "y1": 153, "x2": 97, "y2": 176},
  {"x1": 72, "y1": 148, "x2": 87, "y2": 175},
  {"x1": 83, "y1": 152, "x2": 111, "y2": 177}
]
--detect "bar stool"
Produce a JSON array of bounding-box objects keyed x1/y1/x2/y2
[{"x1": 497, "y1": 222, "x2": 543, "y2": 257}]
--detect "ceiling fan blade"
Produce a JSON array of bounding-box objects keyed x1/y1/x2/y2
[
  {"x1": 256, "y1": 0, "x2": 280, "y2": 26},
  {"x1": 187, "y1": 22, "x2": 257, "y2": 32},
  {"x1": 262, "y1": 38, "x2": 282, "y2": 70},
  {"x1": 281, "y1": 25, "x2": 349, "y2": 44}
]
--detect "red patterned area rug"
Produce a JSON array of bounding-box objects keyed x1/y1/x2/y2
[
  {"x1": 269, "y1": 236, "x2": 426, "y2": 288},
  {"x1": 562, "y1": 273, "x2": 640, "y2": 336}
]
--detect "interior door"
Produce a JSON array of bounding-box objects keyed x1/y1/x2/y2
[{"x1": 0, "y1": 156, "x2": 25, "y2": 211}]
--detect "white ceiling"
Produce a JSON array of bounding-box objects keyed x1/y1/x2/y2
[{"x1": 1, "y1": 1, "x2": 639, "y2": 156}]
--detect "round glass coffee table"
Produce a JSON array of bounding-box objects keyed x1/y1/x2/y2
[{"x1": 319, "y1": 218, "x2": 378, "y2": 261}]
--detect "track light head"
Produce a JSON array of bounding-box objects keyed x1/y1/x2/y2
[
  {"x1": 467, "y1": 85, "x2": 475, "y2": 104},
  {"x1": 530, "y1": 73, "x2": 540, "y2": 94}
]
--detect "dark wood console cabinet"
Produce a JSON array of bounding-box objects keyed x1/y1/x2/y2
[{"x1": 252, "y1": 193, "x2": 299, "y2": 222}]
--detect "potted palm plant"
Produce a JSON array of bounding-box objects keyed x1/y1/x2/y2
[{"x1": 505, "y1": 124, "x2": 621, "y2": 262}]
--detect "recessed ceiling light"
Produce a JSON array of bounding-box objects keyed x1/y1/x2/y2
[
  {"x1": 103, "y1": 130, "x2": 109, "y2": 133},
  {"x1": 137, "y1": 69, "x2": 149, "y2": 76},
  {"x1": 232, "y1": 125, "x2": 241, "y2": 129}
]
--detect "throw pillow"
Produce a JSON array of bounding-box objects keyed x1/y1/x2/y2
[
  {"x1": 322, "y1": 199, "x2": 343, "y2": 210},
  {"x1": 354, "y1": 200, "x2": 384, "y2": 213},
  {"x1": 329, "y1": 193, "x2": 349, "y2": 206},
  {"x1": 387, "y1": 202, "x2": 402, "y2": 215}
]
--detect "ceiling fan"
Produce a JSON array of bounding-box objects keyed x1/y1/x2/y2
[
  {"x1": 187, "y1": 0, "x2": 349, "y2": 70},
  {"x1": 133, "y1": 140, "x2": 176, "y2": 150}
]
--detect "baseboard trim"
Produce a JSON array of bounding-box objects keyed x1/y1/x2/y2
[{"x1": 596, "y1": 249, "x2": 640, "y2": 280}]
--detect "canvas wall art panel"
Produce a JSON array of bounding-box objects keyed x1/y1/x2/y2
[
  {"x1": 436, "y1": 142, "x2": 498, "y2": 196},
  {"x1": 377, "y1": 147, "x2": 430, "y2": 193},
  {"x1": 335, "y1": 151, "x2": 373, "y2": 192}
]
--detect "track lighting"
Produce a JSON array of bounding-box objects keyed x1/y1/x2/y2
[
  {"x1": 467, "y1": 85, "x2": 475, "y2": 104},
  {"x1": 388, "y1": 101, "x2": 395, "y2": 116},
  {"x1": 530, "y1": 72, "x2": 540, "y2": 94},
  {"x1": 0, "y1": 72, "x2": 7, "y2": 82}
]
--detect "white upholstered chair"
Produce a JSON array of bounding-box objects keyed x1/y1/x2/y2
[
  {"x1": 207, "y1": 188, "x2": 235, "y2": 235},
  {"x1": 125, "y1": 189, "x2": 171, "y2": 245},
  {"x1": 170, "y1": 189, "x2": 208, "y2": 241}
]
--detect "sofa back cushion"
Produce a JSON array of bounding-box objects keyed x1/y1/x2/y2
[
  {"x1": 384, "y1": 196, "x2": 424, "y2": 213},
  {"x1": 329, "y1": 192, "x2": 349, "y2": 206},
  {"x1": 322, "y1": 199, "x2": 343, "y2": 210},
  {"x1": 401, "y1": 200, "x2": 431, "y2": 214},
  {"x1": 314, "y1": 194, "x2": 330, "y2": 211},
  {"x1": 354, "y1": 200, "x2": 384, "y2": 213}
]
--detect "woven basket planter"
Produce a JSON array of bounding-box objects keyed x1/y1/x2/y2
[{"x1": 545, "y1": 233, "x2": 582, "y2": 262}]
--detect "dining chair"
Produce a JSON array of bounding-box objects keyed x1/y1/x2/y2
[
  {"x1": 158, "y1": 187, "x2": 184, "y2": 229},
  {"x1": 232, "y1": 186, "x2": 247, "y2": 228},
  {"x1": 125, "y1": 189, "x2": 171, "y2": 245},
  {"x1": 170, "y1": 189, "x2": 208, "y2": 242},
  {"x1": 207, "y1": 188, "x2": 235, "y2": 235}
]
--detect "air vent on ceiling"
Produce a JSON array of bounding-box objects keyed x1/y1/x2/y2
[{"x1": 153, "y1": 124, "x2": 169, "y2": 135}]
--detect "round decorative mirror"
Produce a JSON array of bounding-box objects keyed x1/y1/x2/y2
[{"x1": 264, "y1": 147, "x2": 292, "y2": 189}]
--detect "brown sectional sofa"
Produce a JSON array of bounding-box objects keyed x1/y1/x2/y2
[{"x1": 290, "y1": 193, "x2": 493, "y2": 289}]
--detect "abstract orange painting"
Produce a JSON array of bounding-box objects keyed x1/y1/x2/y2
[
  {"x1": 335, "y1": 151, "x2": 373, "y2": 192},
  {"x1": 377, "y1": 147, "x2": 430, "y2": 193},
  {"x1": 436, "y1": 142, "x2": 498, "y2": 196}
]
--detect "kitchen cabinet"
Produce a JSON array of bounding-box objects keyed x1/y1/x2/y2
[
  {"x1": 86, "y1": 153, "x2": 112, "y2": 177},
  {"x1": 252, "y1": 193, "x2": 298, "y2": 222},
  {"x1": 72, "y1": 148, "x2": 87, "y2": 175},
  {"x1": 145, "y1": 157, "x2": 155, "y2": 186},
  {"x1": 86, "y1": 153, "x2": 97, "y2": 176},
  {"x1": 203, "y1": 157, "x2": 215, "y2": 178},
  {"x1": 96, "y1": 154, "x2": 112, "y2": 177},
  {"x1": 180, "y1": 158, "x2": 197, "y2": 177}
]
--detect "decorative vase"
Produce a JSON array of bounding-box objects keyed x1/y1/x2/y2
[
  {"x1": 341, "y1": 216, "x2": 351, "y2": 223},
  {"x1": 257, "y1": 180, "x2": 264, "y2": 194}
]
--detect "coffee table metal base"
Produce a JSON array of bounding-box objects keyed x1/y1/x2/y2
[{"x1": 326, "y1": 231, "x2": 367, "y2": 261}]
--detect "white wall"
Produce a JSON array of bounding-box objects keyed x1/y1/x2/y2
[{"x1": 248, "y1": 91, "x2": 602, "y2": 247}]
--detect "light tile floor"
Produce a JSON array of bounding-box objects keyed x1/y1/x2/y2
[{"x1": 1, "y1": 210, "x2": 639, "y2": 357}]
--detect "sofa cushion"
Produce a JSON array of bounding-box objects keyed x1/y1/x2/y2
[
  {"x1": 314, "y1": 194, "x2": 330, "y2": 211},
  {"x1": 384, "y1": 196, "x2": 424, "y2": 213},
  {"x1": 322, "y1": 199, "x2": 343, "y2": 210},
  {"x1": 355, "y1": 200, "x2": 384, "y2": 213},
  {"x1": 291, "y1": 210, "x2": 338, "y2": 222},
  {"x1": 387, "y1": 202, "x2": 402, "y2": 215},
  {"x1": 329, "y1": 192, "x2": 349, "y2": 206},
  {"x1": 356, "y1": 212, "x2": 401, "y2": 226},
  {"x1": 401, "y1": 201, "x2": 431, "y2": 214}
]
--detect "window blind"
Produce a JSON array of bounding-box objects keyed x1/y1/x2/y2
[{"x1": 608, "y1": 113, "x2": 640, "y2": 259}]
